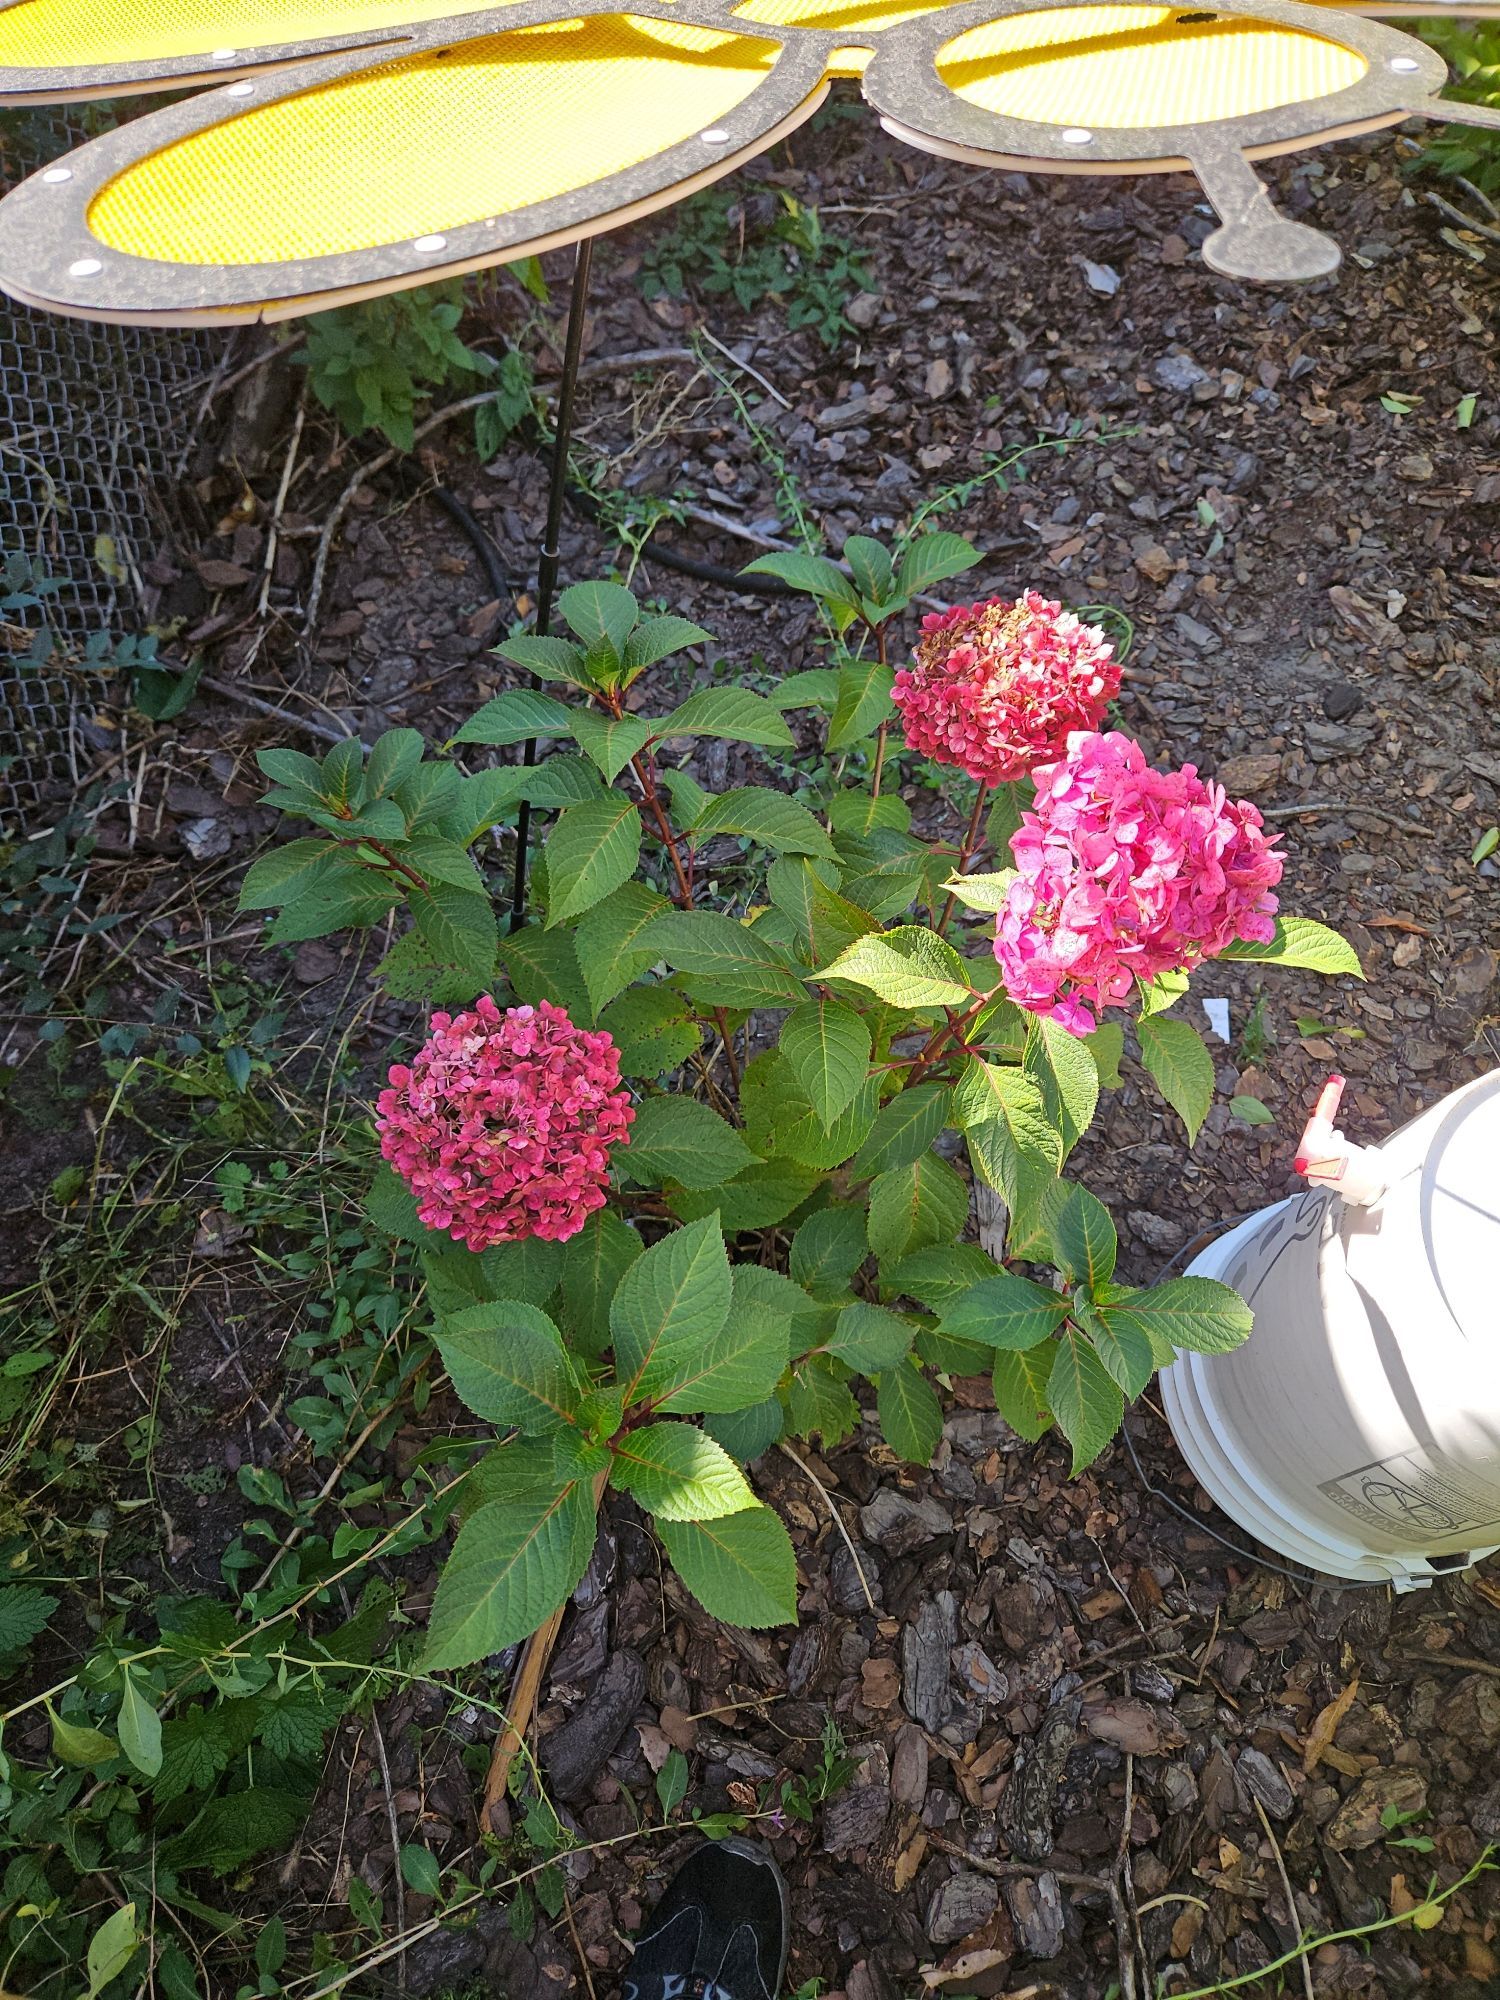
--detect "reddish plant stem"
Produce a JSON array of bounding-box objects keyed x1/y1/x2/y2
[
  {"x1": 340, "y1": 837, "x2": 429, "y2": 895},
  {"x1": 902, "y1": 991, "x2": 990, "y2": 1088},
  {"x1": 935, "y1": 784, "x2": 992, "y2": 936},
  {"x1": 869, "y1": 624, "x2": 891, "y2": 799},
  {"x1": 628, "y1": 750, "x2": 693, "y2": 908},
  {"x1": 625, "y1": 742, "x2": 741, "y2": 1089}
]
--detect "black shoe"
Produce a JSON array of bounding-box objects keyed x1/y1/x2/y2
[{"x1": 626, "y1": 1836, "x2": 789, "y2": 2000}]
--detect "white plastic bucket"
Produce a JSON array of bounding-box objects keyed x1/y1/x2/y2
[{"x1": 1158, "y1": 1069, "x2": 1500, "y2": 1589}]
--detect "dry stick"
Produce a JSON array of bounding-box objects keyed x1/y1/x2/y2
[
  {"x1": 369, "y1": 1707, "x2": 409, "y2": 1994},
  {"x1": 1254, "y1": 1795, "x2": 1315, "y2": 2000},
  {"x1": 696, "y1": 326, "x2": 790, "y2": 410},
  {"x1": 563, "y1": 1886, "x2": 601, "y2": 2000},
  {"x1": 483, "y1": 1467, "x2": 610, "y2": 1822},
  {"x1": 778, "y1": 1440, "x2": 876, "y2": 1615},
  {"x1": 197, "y1": 673, "x2": 367, "y2": 750},
  {"x1": 1260, "y1": 801, "x2": 1438, "y2": 836}
]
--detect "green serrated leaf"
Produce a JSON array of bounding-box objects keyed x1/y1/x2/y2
[
  {"x1": 636, "y1": 911, "x2": 806, "y2": 1008},
  {"x1": 644, "y1": 1284, "x2": 790, "y2": 1416},
  {"x1": 659, "y1": 687, "x2": 796, "y2": 749},
  {"x1": 422, "y1": 1478, "x2": 598, "y2": 1669},
  {"x1": 895, "y1": 530, "x2": 981, "y2": 596},
  {"x1": 1218, "y1": 916, "x2": 1363, "y2": 977},
  {"x1": 767, "y1": 856, "x2": 877, "y2": 964},
  {"x1": 780, "y1": 999, "x2": 871, "y2": 1131},
  {"x1": 1025, "y1": 1013, "x2": 1099, "y2": 1159},
  {"x1": 692, "y1": 786, "x2": 837, "y2": 860},
  {"x1": 940, "y1": 1272, "x2": 1068, "y2": 1351},
  {"x1": 658, "y1": 1506, "x2": 798, "y2": 1627},
  {"x1": 849, "y1": 1082, "x2": 952, "y2": 1180},
  {"x1": 1097, "y1": 1276, "x2": 1253, "y2": 1356},
  {"x1": 543, "y1": 798, "x2": 642, "y2": 926},
  {"x1": 1046, "y1": 1182, "x2": 1118, "y2": 1290},
  {"x1": 569, "y1": 710, "x2": 652, "y2": 784},
  {"x1": 411, "y1": 879, "x2": 498, "y2": 979},
  {"x1": 0, "y1": 1583, "x2": 59, "y2": 1653},
  {"x1": 1047, "y1": 1328, "x2": 1124, "y2": 1473},
  {"x1": 574, "y1": 881, "x2": 671, "y2": 1014},
  {"x1": 558, "y1": 1210, "x2": 641, "y2": 1359},
  {"x1": 876, "y1": 1358, "x2": 943, "y2": 1464},
  {"x1": 879, "y1": 1243, "x2": 999, "y2": 1313},
  {"x1": 452, "y1": 691, "x2": 578, "y2": 748},
  {"x1": 622, "y1": 614, "x2": 713, "y2": 679},
  {"x1": 1076, "y1": 1301, "x2": 1154, "y2": 1399},
  {"x1": 741, "y1": 549, "x2": 860, "y2": 607},
  {"x1": 599, "y1": 983, "x2": 701, "y2": 1079},
  {"x1": 1138, "y1": 1012, "x2": 1215, "y2": 1144},
  {"x1": 237, "y1": 839, "x2": 345, "y2": 912},
  {"x1": 498, "y1": 923, "x2": 593, "y2": 1021},
  {"x1": 437, "y1": 1302, "x2": 581, "y2": 1430},
  {"x1": 942, "y1": 867, "x2": 1017, "y2": 915},
  {"x1": 493, "y1": 632, "x2": 593, "y2": 687},
  {"x1": 867, "y1": 1152, "x2": 969, "y2": 1264},
  {"x1": 557, "y1": 579, "x2": 639, "y2": 663},
  {"x1": 827, "y1": 658, "x2": 895, "y2": 750},
  {"x1": 953, "y1": 1058, "x2": 1060, "y2": 1206},
  {"x1": 991, "y1": 1346, "x2": 1054, "y2": 1441},
  {"x1": 621, "y1": 1096, "x2": 757, "y2": 1190},
  {"x1": 613, "y1": 1215, "x2": 731, "y2": 1403},
  {"x1": 789, "y1": 1205, "x2": 868, "y2": 1300},
  {"x1": 818, "y1": 925, "x2": 974, "y2": 1009},
  {"x1": 610, "y1": 1422, "x2": 757, "y2": 1520},
  {"x1": 667, "y1": 1159, "x2": 822, "y2": 1234},
  {"x1": 740, "y1": 1050, "x2": 877, "y2": 1172},
  {"x1": 827, "y1": 1301, "x2": 915, "y2": 1372},
  {"x1": 843, "y1": 534, "x2": 895, "y2": 604},
  {"x1": 704, "y1": 1398, "x2": 785, "y2": 1463},
  {"x1": 783, "y1": 1351, "x2": 860, "y2": 1445}
]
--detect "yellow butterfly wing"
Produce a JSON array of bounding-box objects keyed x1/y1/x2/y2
[{"x1": 0, "y1": 9, "x2": 829, "y2": 322}]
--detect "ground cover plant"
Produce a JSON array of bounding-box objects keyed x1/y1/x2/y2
[{"x1": 237, "y1": 532, "x2": 1360, "y2": 1669}]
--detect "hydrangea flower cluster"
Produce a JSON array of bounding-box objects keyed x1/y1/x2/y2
[
  {"x1": 891, "y1": 591, "x2": 1120, "y2": 787},
  {"x1": 376, "y1": 996, "x2": 633, "y2": 1250},
  {"x1": 994, "y1": 731, "x2": 1284, "y2": 1034}
]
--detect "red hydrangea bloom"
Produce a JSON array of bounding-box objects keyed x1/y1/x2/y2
[
  {"x1": 891, "y1": 591, "x2": 1119, "y2": 786},
  {"x1": 993, "y1": 731, "x2": 1283, "y2": 1034},
  {"x1": 376, "y1": 996, "x2": 633, "y2": 1249}
]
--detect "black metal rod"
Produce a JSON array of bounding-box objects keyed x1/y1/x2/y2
[{"x1": 510, "y1": 235, "x2": 595, "y2": 930}]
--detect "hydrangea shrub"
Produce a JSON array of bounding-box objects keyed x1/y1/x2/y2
[{"x1": 240, "y1": 529, "x2": 1361, "y2": 1664}]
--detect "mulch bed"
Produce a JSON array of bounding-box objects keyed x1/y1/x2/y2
[{"x1": 18, "y1": 104, "x2": 1500, "y2": 1997}]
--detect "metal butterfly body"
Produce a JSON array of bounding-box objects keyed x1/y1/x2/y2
[{"x1": 1, "y1": 0, "x2": 1499, "y2": 310}]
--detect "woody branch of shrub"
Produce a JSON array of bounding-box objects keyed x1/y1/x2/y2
[{"x1": 237, "y1": 526, "x2": 1363, "y2": 1803}]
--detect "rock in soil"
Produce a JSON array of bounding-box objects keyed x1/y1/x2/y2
[{"x1": 1325, "y1": 1767, "x2": 1427, "y2": 1851}]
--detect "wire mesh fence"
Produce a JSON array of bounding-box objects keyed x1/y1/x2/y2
[{"x1": 1, "y1": 112, "x2": 212, "y2": 830}]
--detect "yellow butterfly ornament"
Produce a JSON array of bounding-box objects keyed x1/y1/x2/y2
[{"x1": 2, "y1": 0, "x2": 1500, "y2": 311}]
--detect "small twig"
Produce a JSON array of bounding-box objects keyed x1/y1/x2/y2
[
  {"x1": 777, "y1": 1441, "x2": 875, "y2": 1614},
  {"x1": 1260, "y1": 801, "x2": 1437, "y2": 836},
  {"x1": 198, "y1": 673, "x2": 367, "y2": 750},
  {"x1": 695, "y1": 327, "x2": 790, "y2": 410},
  {"x1": 1389, "y1": 1647, "x2": 1500, "y2": 1680},
  {"x1": 562, "y1": 1886, "x2": 600, "y2": 2000},
  {"x1": 257, "y1": 388, "x2": 308, "y2": 619},
  {"x1": 369, "y1": 1708, "x2": 409, "y2": 1992},
  {"x1": 1254, "y1": 1794, "x2": 1314, "y2": 2000}
]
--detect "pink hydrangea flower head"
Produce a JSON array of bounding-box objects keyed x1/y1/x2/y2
[
  {"x1": 891, "y1": 591, "x2": 1120, "y2": 787},
  {"x1": 993, "y1": 731, "x2": 1284, "y2": 1034},
  {"x1": 376, "y1": 996, "x2": 633, "y2": 1250}
]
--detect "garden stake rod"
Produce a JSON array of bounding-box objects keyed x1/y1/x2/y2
[{"x1": 511, "y1": 234, "x2": 595, "y2": 930}]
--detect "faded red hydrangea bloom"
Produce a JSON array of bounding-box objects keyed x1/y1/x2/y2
[
  {"x1": 891, "y1": 591, "x2": 1119, "y2": 786},
  {"x1": 994, "y1": 731, "x2": 1283, "y2": 1035},
  {"x1": 376, "y1": 996, "x2": 633, "y2": 1249}
]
